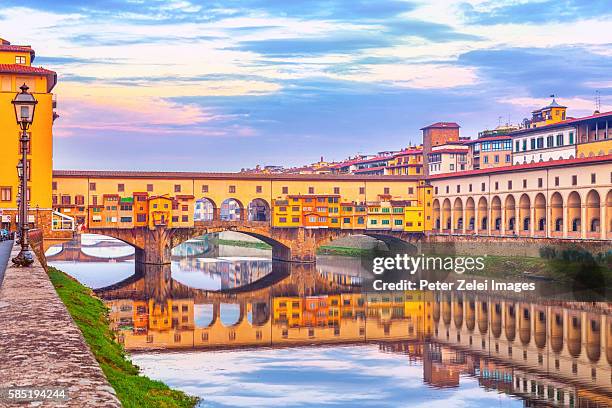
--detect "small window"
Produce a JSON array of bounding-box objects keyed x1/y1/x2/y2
[
  {"x1": 229, "y1": 185, "x2": 236, "y2": 193},
  {"x1": 408, "y1": 187, "x2": 414, "y2": 194},
  {"x1": 591, "y1": 173, "x2": 596, "y2": 184},
  {"x1": 0, "y1": 187, "x2": 12, "y2": 202},
  {"x1": 456, "y1": 185, "x2": 460, "y2": 193},
  {"x1": 282, "y1": 186, "x2": 289, "y2": 194},
  {"x1": 384, "y1": 187, "x2": 390, "y2": 195},
  {"x1": 481, "y1": 182, "x2": 485, "y2": 192},
  {"x1": 522, "y1": 179, "x2": 527, "y2": 188},
  {"x1": 202, "y1": 184, "x2": 208, "y2": 193},
  {"x1": 359, "y1": 187, "x2": 365, "y2": 194},
  {"x1": 508, "y1": 180, "x2": 512, "y2": 190},
  {"x1": 468, "y1": 184, "x2": 472, "y2": 192},
  {"x1": 118, "y1": 183, "x2": 125, "y2": 192},
  {"x1": 494, "y1": 182, "x2": 499, "y2": 190},
  {"x1": 333, "y1": 187, "x2": 340, "y2": 194},
  {"x1": 174, "y1": 184, "x2": 181, "y2": 192},
  {"x1": 147, "y1": 184, "x2": 154, "y2": 192},
  {"x1": 308, "y1": 187, "x2": 315, "y2": 194},
  {"x1": 256, "y1": 185, "x2": 262, "y2": 193},
  {"x1": 52, "y1": 182, "x2": 57, "y2": 190},
  {"x1": 571, "y1": 175, "x2": 577, "y2": 186},
  {"x1": 15, "y1": 56, "x2": 26, "y2": 64},
  {"x1": 554, "y1": 176, "x2": 559, "y2": 186},
  {"x1": 89, "y1": 182, "x2": 96, "y2": 191},
  {"x1": 538, "y1": 178, "x2": 543, "y2": 188}
]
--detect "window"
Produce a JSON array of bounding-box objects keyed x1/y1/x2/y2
[
  {"x1": 569, "y1": 131, "x2": 574, "y2": 144},
  {"x1": 137, "y1": 214, "x2": 146, "y2": 222},
  {"x1": 147, "y1": 184, "x2": 153, "y2": 192},
  {"x1": 229, "y1": 185, "x2": 236, "y2": 193},
  {"x1": 554, "y1": 176, "x2": 559, "y2": 186},
  {"x1": 52, "y1": 181, "x2": 57, "y2": 190},
  {"x1": 359, "y1": 187, "x2": 365, "y2": 194},
  {"x1": 556, "y1": 134, "x2": 564, "y2": 146},
  {"x1": 494, "y1": 182, "x2": 499, "y2": 190},
  {"x1": 279, "y1": 217, "x2": 287, "y2": 223},
  {"x1": 591, "y1": 173, "x2": 596, "y2": 184},
  {"x1": 118, "y1": 183, "x2": 124, "y2": 192},
  {"x1": 282, "y1": 186, "x2": 288, "y2": 194},
  {"x1": 523, "y1": 179, "x2": 527, "y2": 188},
  {"x1": 384, "y1": 187, "x2": 390, "y2": 195},
  {"x1": 15, "y1": 56, "x2": 26, "y2": 64},
  {"x1": 494, "y1": 155, "x2": 499, "y2": 163},
  {"x1": 538, "y1": 178, "x2": 543, "y2": 188},
  {"x1": 92, "y1": 196, "x2": 98, "y2": 205},
  {"x1": 515, "y1": 141, "x2": 520, "y2": 152},
  {"x1": 571, "y1": 175, "x2": 577, "y2": 186},
  {"x1": 382, "y1": 219, "x2": 390, "y2": 225},
  {"x1": 75, "y1": 195, "x2": 84, "y2": 205},
  {"x1": 481, "y1": 182, "x2": 485, "y2": 192},
  {"x1": 308, "y1": 187, "x2": 314, "y2": 194},
  {"x1": 508, "y1": 180, "x2": 512, "y2": 190},
  {"x1": 0, "y1": 187, "x2": 11, "y2": 202},
  {"x1": 536, "y1": 137, "x2": 544, "y2": 149},
  {"x1": 182, "y1": 215, "x2": 188, "y2": 222},
  {"x1": 445, "y1": 186, "x2": 449, "y2": 194},
  {"x1": 292, "y1": 217, "x2": 300, "y2": 222},
  {"x1": 61, "y1": 195, "x2": 71, "y2": 205},
  {"x1": 434, "y1": 187, "x2": 438, "y2": 194},
  {"x1": 456, "y1": 185, "x2": 460, "y2": 193},
  {"x1": 394, "y1": 219, "x2": 403, "y2": 226},
  {"x1": 505, "y1": 154, "x2": 511, "y2": 162},
  {"x1": 547, "y1": 135, "x2": 554, "y2": 147},
  {"x1": 333, "y1": 187, "x2": 340, "y2": 194},
  {"x1": 468, "y1": 184, "x2": 472, "y2": 192},
  {"x1": 483, "y1": 156, "x2": 489, "y2": 164},
  {"x1": 408, "y1": 187, "x2": 414, "y2": 194},
  {"x1": 89, "y1": 182, "x2": 96, "y2": 191},
  {"x1": 256, "y1": 185, "x2": 262, "y2": 193},
  {"x1": 449, "y1": 164, "x2": 454, "y2": 171},
  {"x1": 181, "y1": 205, "x2": 188, "y2": 211},
  {"x1": 174, "y1": 184, "x2": 181, "y2": 192},
  {"x1": 522, "y1": 139, "x2": 527, "y2": 151}
]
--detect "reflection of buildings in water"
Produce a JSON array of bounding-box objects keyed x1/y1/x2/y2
[
  {"x1": 174, "y1": 257, "x2": 273, "y2": 289},
  {"x1": 106, "y1": 290, "x2": 611, "y2": 407}
]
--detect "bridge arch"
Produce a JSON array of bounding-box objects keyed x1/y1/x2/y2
[
  {"x1": 534, "y1": 193, "x2": 546, "y2": 235},
  {"x1": 442, "y1": 199, "x2": 451, "y2": 231},
  {"x1": 194, "y1": 198, "x2": 217, "y2": 221},
  {"x1": 453, "y1": 197, "x2": 463, "y2": 232},
  {"x1": 504, "y1": 195, "x2": 516, "y2": 234},
  {"x1": 550, "y1": 192, "x2": 563, "y2": 235},
  {"x1": 477, "y1": 197, "x2": 488, "y2": 233},
  {"x1": 432, "y1": 199, "x2": 441, "y2": 231},
  {"x1": 221, "y1": 198, "x2": 245, "y2": 221},
  {"x1": 567, "y1": 191, "x2": 581, "y2": 236},
  {"x1": 465, "y1": 197, "x2": 475, "y2": 232},
  {"x1": 519, "y1": 194, "x2": 531, "y2": 235},
  {"x1": 248, "y1": 198, "x2": 271, "y2": 222},
  {"x1": 586, "y1": 189, "x2": 600, "y2": 236},
  {"x1": 491, "y1": 196, "x2": 501, "y2": 233}
]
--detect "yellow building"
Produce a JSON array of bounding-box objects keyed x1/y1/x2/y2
[
  {"x1": 529, "y1": 99, "x2": 567, "y2": 128},
  {"x1": 0, "y1": 38, "x2": 57, "y2": 231},
  {"x1": 273, "y1": 297, "x2": 302, "y2": 327},
  {"x1": 148, "y1": 195, "x2": 174, "y2": 228},
  {"x1": 576, "y1": 139, "x2": 612, "y2": 158},
  {"x1": 385, "y1": 148, "x2": 424, "y2": 175}
]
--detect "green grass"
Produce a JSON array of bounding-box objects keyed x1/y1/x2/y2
[
  {"x1": 48, "y1": 267, "x2": 199, "y2": 408},
  {"x1": 316, "y1": 246, "x2": 377, "y2": 257},
  {"x1": 215, "y1": 238, "x2": 272, "y2": 250}
]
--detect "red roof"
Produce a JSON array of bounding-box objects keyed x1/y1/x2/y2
[
  {"x1": 510, "y1": 110, "x2": 612, "y2": 136},
  {"x1": 429, "y1": 148, "x2": 468, "y2": 154},
  {"x1": 0, "y1": 64, "x2": 57, "y2": 92},
  {"x1": 392, "y1": 149, "x2": 422, "y2": 157},
  {"x1": 421, "y1": 122, "x2": 460, "y2": 130},
  {"x1": 0, "y1": 44, "x2": 33, "y2": 53},
  {"x1": 429, "y1": 154, "x2": 612, "y2": 180},
  {"x1": 353, "y1": 166, "x2": 387, "y2": 173},
  {"x1": 462, "y1": 135, "x2": 512, "y2": 144}
]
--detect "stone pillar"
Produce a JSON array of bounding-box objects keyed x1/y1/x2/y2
[
  {"x1": 500, "y1": 205, "x2": 506, "y2": 235},
  {"x1": 514, "y1": 205, "x2": 519, "y2": 236},
  {"x1": 581, "y1": 204, "x2": 587, "y2": 239},
  {"x1": 474, "y1": 206, "x2": 479, "y2": 234},
  {"x1": 562, "y1": 205, "x2": 568, "y2": 239},
  {"x1": 530, "y1": 205, "x2": 536, "y2": 237},
  {"x1": 601, "y1": 201, "x2": 607, "y2": 240},
  {"x1": 462, "y1": 206, "x2": 467, "y2": 234},
  {"x1": 135, "y1": 227, "x2": 173, "y2": 264},
  {"x1": 450, "y1": 209, "x2": 455, "y2": 235},
  {"x1": 488, "y1": 203, "x2": 492, "y2": 236}
]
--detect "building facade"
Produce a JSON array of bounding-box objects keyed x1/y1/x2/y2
[{"x1": 0, "y1": 38, "x2": 57, "y2": 231}]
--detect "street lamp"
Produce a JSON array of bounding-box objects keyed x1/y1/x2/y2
[{"x1": 11, "y1": 84, "x2": 37, "y2": 266}]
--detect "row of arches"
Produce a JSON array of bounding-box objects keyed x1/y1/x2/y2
[
  {"x1": 432, "y1": 189, "x2": 611, "y2": 239},
  {"x1": 194, "y1": 198, "x2": 271, "y2": 222},
  {"x1": 433, "y1": 299, "x2": 610, "y2": 363}
]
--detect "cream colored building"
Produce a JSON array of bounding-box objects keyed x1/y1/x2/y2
[{"x1": 429, "y1": 155, "x2": 611, "y2": 240}]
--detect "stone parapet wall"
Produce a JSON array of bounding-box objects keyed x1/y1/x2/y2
[{"x1": 0, "y1": 242, "x2": 121, "y2": 407}]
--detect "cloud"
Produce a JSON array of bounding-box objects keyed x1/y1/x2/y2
[{"x1": 462, "y1": 0, "x2": 612, "y2": 25}]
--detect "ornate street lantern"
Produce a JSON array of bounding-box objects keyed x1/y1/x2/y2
[{"x1": 12, "y1": 83, "x2": 37, "y2": 127}]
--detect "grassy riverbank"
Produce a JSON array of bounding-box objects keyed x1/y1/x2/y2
[
  {"x1": 48, "y1": 267, "x2": 198, "y2": 408},
  {"x1": 215, "y1": 238, "x2": 272, "y2": 250}
]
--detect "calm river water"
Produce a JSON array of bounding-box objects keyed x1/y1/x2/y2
[{"x1": 46, "y1": 234, "x2": 611, "y2": 408}]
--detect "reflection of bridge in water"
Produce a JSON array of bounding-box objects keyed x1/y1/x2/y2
[{"x1": 97, "y1": 263, "x2": 611, "y2": 407}]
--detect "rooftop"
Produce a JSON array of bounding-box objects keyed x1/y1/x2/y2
[
  {"x1": 421, "y1": 122, "x2": 460, "y2": 130},
  {"x1": 429, "y1": 154, "x2": 612, "y2": 180},
  {"x1": 0, "y1": 64, "x2": 57, "y2": 92}
]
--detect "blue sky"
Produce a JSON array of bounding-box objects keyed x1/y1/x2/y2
[{"x1": 2, "y1": 0, "x2": 611, "y2": 171}]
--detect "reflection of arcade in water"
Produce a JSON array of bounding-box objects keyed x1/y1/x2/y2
[{"x1": 97, "y1": 263, "x2": 611, "y2": 407}]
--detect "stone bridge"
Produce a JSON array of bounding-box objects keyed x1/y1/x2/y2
[{"x1": 87, "y1": 220, "x2": 423, "y2": 264}]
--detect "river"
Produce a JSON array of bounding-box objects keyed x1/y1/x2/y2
[{"x1": 46, "y1": 234, "x2": 611, "y2": 408}]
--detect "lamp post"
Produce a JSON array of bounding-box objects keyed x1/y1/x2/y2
[{"x1": 11, "y1": 84, "x2": 37, "y2": 266}]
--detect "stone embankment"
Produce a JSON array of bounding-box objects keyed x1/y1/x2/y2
[{"x1": 0, "y1": 242, "x2": 121, "y2": 407}]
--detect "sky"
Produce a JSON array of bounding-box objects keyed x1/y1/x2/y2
[{"x1": 2, "y1": 0, "x2": 611, "y2": 171}]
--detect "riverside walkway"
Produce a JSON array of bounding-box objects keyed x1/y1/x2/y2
[{"x1": 0, "y1": 242, "x2": 121, "y2": 407}]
